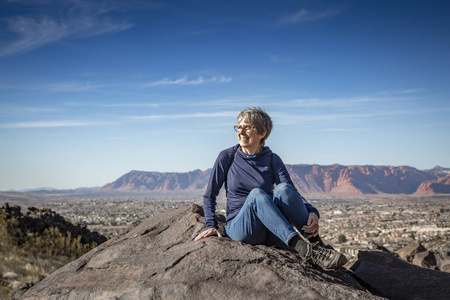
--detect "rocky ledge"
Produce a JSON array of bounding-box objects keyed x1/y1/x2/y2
[{"x1": 22, "y1": 204, "x2": 450, "y2": 300}]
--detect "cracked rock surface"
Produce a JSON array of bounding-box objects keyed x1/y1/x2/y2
[{"x1": 22, "y1": 204, "x2": 382, "y2": 299}]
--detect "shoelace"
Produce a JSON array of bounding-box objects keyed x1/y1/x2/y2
[{"x1": 312, "y1": 244, "x2": 333, "y2": 261}]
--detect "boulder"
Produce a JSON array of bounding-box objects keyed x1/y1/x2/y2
[
  {"x1": 351, "y1": 250, "x2": 450, "y2": 300},
  {"x1": 396, "y1": 241, "x2": 450, "y2": 272},
  {"x1": 1, "y1": 204, "x2": 106, "y2": 245},
  {"x1": 395, "y1": 241, "x2": 426, "y2": 262},
  {"x1": 436, "y1": 252, "x2": 450, "y2": 272},
  {"x1": 412, "y1": 251, "x2": 437, "y2": 269},
  {"x1": 22, "y1": 204, "x2": 380, "y2": 300}
]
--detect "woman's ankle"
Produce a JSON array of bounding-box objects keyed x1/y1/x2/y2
[{"x1": 289, "y1": 235, "x2": 309, "y2": 259}]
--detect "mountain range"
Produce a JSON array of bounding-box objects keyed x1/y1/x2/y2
[{"x1": 100, "y1": 164, "x2": 450, "y2": 195}]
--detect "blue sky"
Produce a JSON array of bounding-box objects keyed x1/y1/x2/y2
[{"x1": 0, "y1": 0, "x2": 449, "y2": 190}]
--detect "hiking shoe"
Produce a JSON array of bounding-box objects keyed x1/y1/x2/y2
[
  {"x1": 308, "y1": 235, "x2": 335, "y2": 250},
  {"x1": 304, "y1": 242, "x2": 348, "y2": 271}
]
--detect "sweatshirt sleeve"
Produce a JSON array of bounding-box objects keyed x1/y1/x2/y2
[
  {"x1": 272, "y1": 153, "x2": 320, "y2": 219},
  {"x1": 203, "y1": 148, "x2": 233, "y2": 229}
]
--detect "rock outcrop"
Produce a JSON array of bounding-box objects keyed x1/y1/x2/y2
[
  {"x1": 396, "y1": 241, "x2": 450, "y2": 272},
  {"x1": 22, "y1": 205, "x2": 450, "y2": 299},
  {"x1": 414, "y1": 174, "x2": 450, "y2": 195},
  {"x1": 20, "y1": 205, "x2": 373, "y2": 299},
  {"x1": 352, "y1": 251, "x2": 450, "y2": 300},
  {"x1": 99, "y1": 164, "x2": 446, "y2": 195},
  {"x1": 395, "y1": 240, "x2": 427, "y2": 261},
  {"x1": 1, "y1": 203, "x2": 106, "y2": 245}
]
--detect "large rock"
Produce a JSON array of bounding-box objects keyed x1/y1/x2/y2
[
  {"x1": 22, "y1": 204, "x2": 380, "y2": 300},
  {"x1": 395, "y1": 240, "x2": 426, "y2": 262},
  {"x1": 351, "y1": 251, "x2": 450, "y2": 300}
]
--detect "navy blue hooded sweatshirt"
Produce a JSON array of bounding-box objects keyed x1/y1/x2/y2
[{"x1": 203, "y1": 144, "x2": 320, "y2": 229}]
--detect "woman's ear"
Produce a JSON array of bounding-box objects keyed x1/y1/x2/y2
[{"x1": 259, "y1": 131, "x2": 266, "y2": 141}]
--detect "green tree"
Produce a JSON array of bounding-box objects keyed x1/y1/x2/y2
[{"x1": 338, "y1": 234, "x2": 347, "y2": 243}]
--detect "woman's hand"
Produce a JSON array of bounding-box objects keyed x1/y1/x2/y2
[
  {"x1": 194, "y1": 228, "x2": 223, "y2": 241},
  {"x1": 301, "y1": 213, "x2": 319, "y2": 237}
]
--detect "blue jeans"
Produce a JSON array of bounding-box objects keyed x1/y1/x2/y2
[{"x1": 224, "y1": 183, "x2": 310, "y2": 246}]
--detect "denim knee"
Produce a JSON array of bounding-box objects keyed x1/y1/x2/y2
[
  {"x1": 248, "y1": 188, "x2": 272, "y2": 207},
  {"x1": 273, "y1": 183, "x2": 294, "y2": 200},
  {"x1": 248, "y1": 188, "x2": 268, "y2": 199}
]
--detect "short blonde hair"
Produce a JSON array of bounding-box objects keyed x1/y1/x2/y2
[{"x1": 237, "y1": 107, "x2": 272, "y2": 146}]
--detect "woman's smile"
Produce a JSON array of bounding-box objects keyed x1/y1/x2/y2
[{"x1": 237, "y1": 120, "x2": 265, "y2": 155}]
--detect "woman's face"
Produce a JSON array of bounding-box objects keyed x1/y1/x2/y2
[{"x1": 237, "y1": 119, "x2": 265, "y2": 152}]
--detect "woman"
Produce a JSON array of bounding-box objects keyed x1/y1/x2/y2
[{"x1": 195, "y1": 107, "x2": 347, "y2": 271}]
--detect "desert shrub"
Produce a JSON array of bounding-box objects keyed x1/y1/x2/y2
[
  {"x1": 21, "y1": 227, "x2": 97, "y2": 260},
  {"x1": 0, "y1": 208, "x2": 100, "y2": 299}
]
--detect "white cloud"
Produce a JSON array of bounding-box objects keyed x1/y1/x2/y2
[
  {"x1": 284, "y1": 96, "x2": 390, "y2": 108},
  {"x1": 0, "y1": 76, "x2": 232, "y2": 92},
  {"x1": 45, "y1": 82, "x2": 112, "y2": 92},
  {"x1": 0, "y1": 104, "x2": 60, "y2": 114},
  {"x1": 65, "y1": 102, "x2": 159, "y2": 108},
  {"x1": 321, "y1": 127, "x2": 370, "y2": 132},
  {"x1": 144, "y1": 76, "x2": 232, "y2": 87},
  {"x1": 0, "y1": 120, "x2": 114, "y2": 129},
  {"x1": 400, "y1": 88, "x2": 426, "y2": 94},
  {"x1": 273, "y1": 107, "x2": 448, "y2": 126},
  {"x1": 278, "y1": 7, "x2": 345, "y2": 25},
  {"x1": 262, "y1": 53, "x2": 294, "y2": 64},
  {"x1": 0, "y1": 1, "x2": 133, "y2": 56},
  {"x1": 127, "y1": 111, "x2": 238, "y2": 121}
]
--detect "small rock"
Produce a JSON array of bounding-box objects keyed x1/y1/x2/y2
[{"x1": 412, "y1": 251, "x2": 437, "y2": 269}]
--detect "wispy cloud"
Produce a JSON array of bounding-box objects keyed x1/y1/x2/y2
[
  {"x1": 273, "y1": 107, "x2": 448, "y2": 126},
  {"x1": 0, "y1": 0, "x2": 134, "y2": 56},
  {"x1": 278, "y1": 6, "x2": 345, "y2": 25},
  {"x1": 0, "y1": 76, "x2": 232, "y2": 92},
  {"x1": 0, "y1": 81, "x2": 112, "y2": 92},
  {"x1": 126, "y1": 111, "x2": 238, "y2": 121},
  {"x1": 144, "y1": 76, "x2": 232, "y2": 87},
  {"x1": 45, "y1": 82, "x2": 113, "y2": 92},
  {"x1": 0, "y1": 104, "x2": 60, "y2": 114},
  {"x1": 376, "y1": 89, "x2": 426, "y2": 96},
  {"x1": 263, "y1": 53, "x2": 294, "y2": 64},
  {"x1": 0, "y1": 120, "x2": 115, "y2": 129},
  {"x1": 281, "y1": 95, "x2": 413, "y2": 108},
  {"x1": 321, "y1": 127, "x2": 371, "y2": 132},
  {"x1": 177, "y1": 29, "x2": 215, "y2": 39},
  {"x1": 65, "y1": 102, "x2": 159, "y2": 108},
  {"x1": 400, "y1": 88, "x2": 426, "y2": 94}
]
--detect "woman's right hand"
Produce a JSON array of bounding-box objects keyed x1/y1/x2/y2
[{"x1": 194, "y1": 228, "x2": 222, "y2": 241}]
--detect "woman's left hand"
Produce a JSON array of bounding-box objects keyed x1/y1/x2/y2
[{"x1": 301, "y1": 213, "x2": 319, "y2": 237}]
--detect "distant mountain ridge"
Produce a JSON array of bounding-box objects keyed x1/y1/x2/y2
[
  {"x1": 414, "y1": 175, "x2": 450, "y2": 195},
  {"x1": 100, "y1": 164, "x2": 450, "y2": 195},
  {"x1": 101, "y1": 169, "x2": 210, "y2": 192}
]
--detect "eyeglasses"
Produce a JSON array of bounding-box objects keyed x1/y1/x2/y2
[{"x1": 234, "y1": 125, "x2": 257, "y2": 133}]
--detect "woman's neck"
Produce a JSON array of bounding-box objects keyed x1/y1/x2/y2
[{"x1": 240, "y1": 145, "x2": 262, "y2": 155}]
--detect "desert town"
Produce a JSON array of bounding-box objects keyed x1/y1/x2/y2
[{"x1": 31, "y1": 193, "x2": 449, "y2": 256}]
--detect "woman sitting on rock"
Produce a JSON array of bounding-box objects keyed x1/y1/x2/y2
[{"x1": 195, "y1": 107, "x2": 347, "y2": 271}]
